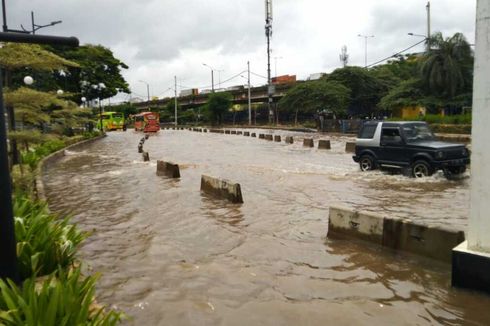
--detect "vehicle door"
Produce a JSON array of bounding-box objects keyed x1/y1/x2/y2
[{"x1": 378, "y1": 127, "x2": 408, "y2": 165}]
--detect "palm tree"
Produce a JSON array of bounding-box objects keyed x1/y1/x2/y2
[{"x1": 420, "y1": 32, "x2": 473, "y2": 99}]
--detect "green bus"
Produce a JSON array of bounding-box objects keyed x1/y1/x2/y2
[{"x1": 97, "y1": 112, "x2": 125, "y2": 131}]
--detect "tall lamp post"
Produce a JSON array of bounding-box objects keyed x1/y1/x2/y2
[
  {"x1": 92, "y1": 83, "x2": 106, "y2": 131},
  {"x1": 358, "y1": 34, "x2": 375, "y2": 68},
  {"x1": 408, "y1": 33, "x2": 429, "y2": 53},
  {"x1": 139, "y1": 80, "x2": 150, "y2": 102},
  {"x1": 202, "y1": 63, "x2": 215, "y2": 92},
  {"x1": 0, "y1": 15, "x2": 79, "y2": 283},
  {"x1": 21, "y1": 11, "x2": 61, "y2": 34}
]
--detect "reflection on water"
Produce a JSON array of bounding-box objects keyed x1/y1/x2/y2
[{"x1": 43, "y1": 130, "x2": 489, "y2": 325}]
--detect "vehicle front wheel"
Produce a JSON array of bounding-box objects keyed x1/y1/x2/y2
[
  {"x1": 359, "y1": 155, "x2": 376, "y2": 171},
  {"x1": 411, "y1": 160, "x2": 433, "y2": 178}
]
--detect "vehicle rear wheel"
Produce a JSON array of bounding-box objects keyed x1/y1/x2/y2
[
  {"x1": 411, "y1": 160, "x2": 433, "y2": 178},
  {"x1": 359, "y1": 155, "x2": 376, "y2": 171}
]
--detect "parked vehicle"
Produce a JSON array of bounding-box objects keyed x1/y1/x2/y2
[
  {"x1": 352, "y1": 121, "x2": 470, "y2": 178},
  {"x1": 96, "y1": 112, "x2": 125, "y2": 131},
  {"x1": 134, "y1": 112, "x2": 160, "y2": 132}
]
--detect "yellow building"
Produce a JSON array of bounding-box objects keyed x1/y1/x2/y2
[{"x1": 395, "y1": 106, "x2": 426, "y2": 119}]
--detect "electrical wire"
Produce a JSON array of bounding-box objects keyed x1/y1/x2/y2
[
  {"x1": 366, "y1": 39, "x2": 426, "y2": 68},
  {"x1": 250, "y1": 71, "x2": 268, "y2": 79}
]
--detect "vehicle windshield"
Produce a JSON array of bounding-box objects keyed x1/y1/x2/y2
[
  {"x1": 113, "y1": 113, "x2": 123, "y2": 119},
  {"x1": 402, "y1": 124, "x2": 435, "y2": 142}
]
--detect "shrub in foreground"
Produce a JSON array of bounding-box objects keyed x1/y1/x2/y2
[
  {"x1": 0, "y1": 267, "x2": 124, "y2": 325},
  {"x1": 14, "y1": 196, "x2": 86, "y2": 280}
]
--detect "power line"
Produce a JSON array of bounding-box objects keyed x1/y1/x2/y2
[
  {"x1": 366, "y1": 39, "x2": 426, "y2": 68},
  {"x1": 250, "y1": 71, "x2": 267, "y2": 79}
]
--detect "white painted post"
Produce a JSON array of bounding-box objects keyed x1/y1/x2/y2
[{"x1": 469, "y1": 0, "x2": 490, "y2": 253}]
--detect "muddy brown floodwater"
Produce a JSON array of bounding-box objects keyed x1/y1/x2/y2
[{"x1": 43, "y1": 130, "x2": 490, "y2": 325}]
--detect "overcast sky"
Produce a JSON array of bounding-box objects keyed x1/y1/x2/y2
[{"x1": 6, "y1": 0, "x2": 476, "y2": 102}]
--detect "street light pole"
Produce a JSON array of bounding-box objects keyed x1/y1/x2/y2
[
  {"x1": 265, "y1": 0, "x2": 273, "y2": 124},
  {"x1": 248, "y1": 61, "x2": 252, "y2": 126},
  {"x1": 174, "y1": 75, "x2": 178, "y2": 126},
  {"x1": 358, "y1": 34, "x2": 375, "y2": 68},
  {"x1": 202, "y1": 63, "x2": 215, "y2": 92},
  {"x1": 139, "y1": 80, "x2": 150, "y2": 102},
  {"x1": 426, "y1": 1, "x2": 431, "y2": 51}
]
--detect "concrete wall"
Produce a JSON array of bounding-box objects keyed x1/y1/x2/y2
[
  {"x1": 328, "y1": 206, "x2": 465, "y2": 263},
  {"x1": 156, "y1": 160, "x2": 180, "y2": 178}
]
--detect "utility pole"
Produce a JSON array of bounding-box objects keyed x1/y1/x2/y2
[
  {"x1": 358, "y1": 34, "x2": 374, "y2": 68},
  {"x1": 248, "y1": 61, "x2": 252, "y2": 126},
  {"x1": 174, "y1": 76, "x2": 178, "y2": 126},
  {"x1": 426, "y1": 1, "x2": 431, "y2": 51},
  {"x1": 265, "y1": 0, "x2": 273, "y2": 124}
]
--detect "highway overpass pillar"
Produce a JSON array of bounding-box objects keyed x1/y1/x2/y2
[{"x1": 452, "y1": 0, "x2": 490, "y2": 294}]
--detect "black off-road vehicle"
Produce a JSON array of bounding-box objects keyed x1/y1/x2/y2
[{"x1": 352, "y1": 121, "x2": 470, "y2": 178}]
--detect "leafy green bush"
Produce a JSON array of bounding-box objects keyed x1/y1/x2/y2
[
  {"x1": 13, "y1": 196, "x2": 86, "y2": 280},
  {"x1": 0, "y1": 267, "x2": 124, "y2": 325},
  {"x1": 388, "y1": 113, "x2": 471, "y2": 125}
]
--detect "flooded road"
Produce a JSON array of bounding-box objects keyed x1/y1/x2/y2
[{"x1": 43, "y1": 130, "x2": 490, "y2": 325}]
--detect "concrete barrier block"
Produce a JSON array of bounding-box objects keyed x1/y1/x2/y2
[
  {"x1": 274, "y1": 135, "x2": 281, "y2": 142},
  {"x1": 251, "y1": 133, "x2": 256, "y2": 137},
  {"x1": 156, "y1": 160, "x2": 181, "y2": 178},
  {"x1": 382, "y1": 219, "x2": 465, "y2": 263},
  {"x1": 138, "y1": 144, "x2": 143, "y2": 153},
  {"x1": 259, "y1": 134, "x2": 265, "y2": 139},
  {"x1": 303, "y1": 138, "x2": 314, "y2": 147},
  {"x1": 328, "y1": 206, "x2": 466, "y2": 263},
  {"x1": 265, "y1": 134, "x2": 273, "y2": 141},
  {"x1": 225, "y1": 130, "x2": 231, "y2": 134},
  {"x1": 328, "y1": 206, "x2": 384, "y2": 244},
  {"x1": 285, "y1": 136, "x2": 294, "y2": 144},
  {"x1": 231, "y1": 130, "x2": 237, "y2": 134},
  {"x1": 200, "y1": 175, "x2": 243, "y2": 203},
  {"x1": 318, "y1": 140, "x2": 331, "y2": 150},
  {"x1": 244, "y1": 132, "x2": 250, "y2": 136},
  {"x1": 345, "y1": 142, "x2": 356, "y2": 153},
  {"x1": 237, "y1": 131, "x2": 243, "y2": 135},
  {"x1": 219, "y1": 130, "x2": 225, "y2": 134},
  {"x1": 142, "y1": 151, "x2": 150, "y2": 162}
]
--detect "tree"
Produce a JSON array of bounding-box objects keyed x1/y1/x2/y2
[
  {"x1": 43, "y1": 44, "x2": 130, "y2": 102},
  {"x1": 205, "y1": 92, "x2": 232, "y2": 125},
  {"x1": 278, "y1": 80, "x2": 350, "y2": 124},
  {"x1": 378, "y1": 78, "x2": 426, "y2": 112},
  {"x1": 420, "y1": 32, "x2": 473, "y2": 99},
  {"x1": 325, "y1": 66, "x2": 387, "y2": 117}
]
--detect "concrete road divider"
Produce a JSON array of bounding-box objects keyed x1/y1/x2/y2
[
  {"x1": 303, "y1": 138, "x2": 314, "y2": 147},
  {"x1": 265, "y1": 135, "x2": 273, "y2": 141},
  {"x1": 274, "y1": 135, "x2": 281, "y2": 142},
  {"x1": 244, "y1": 132, "x2": 250, "y2": 136},
  {"x1": 285, "y1": 136, "x2": 294, "y2": 144},
  {"x1": 251, "y1": 133, "x2": 256, "y2": 137},
  {"x1": 142, "y1": 151, "x2": 150, "y2": 162},
  {"x1": 200, "y1": 175, "x2": 243, "y2": 203},
  {"x1": 156, "y1": 160, "x2": 181, "y2": 178},
  {"x1": 345, "y1": 142, "x2": 356, "y2": 153},
  {"x1": 237, "y1": 131, "x2": 243, "y2": 135},
  {"x1": 318, "y1": 140, "x2": 331, "y2": 150},
  {"x1": 231, "y1": 130, "x2": 237, "y2": 134},
  {"x1": 225, "y1": 130, "x2": 231, "y2": 134},
  {"x1": 328, "y1": 206, "x2": 465, "y2": 263},
  {"x1": 259, "y1": 134, "x2": 265, "y2": 139}
]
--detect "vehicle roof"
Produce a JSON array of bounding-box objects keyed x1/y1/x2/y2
[
  {"x1": 362, "y1": 120, "x2": 427, "y2": 127},
  {"x1": 102, "y1": 111, "x2": 120, "y2": 115}
]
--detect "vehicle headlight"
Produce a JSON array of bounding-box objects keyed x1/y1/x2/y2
[{"x1": 435, "y1": 151, "x2": 445, "y2": 159}]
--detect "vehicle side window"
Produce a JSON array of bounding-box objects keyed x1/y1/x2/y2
[
  {"x1": 381, "y1": 128, "x2": 402, "y2": 143},
  {"x1": 358, "y1": 124, "x2": 377, "y2": 139}
]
